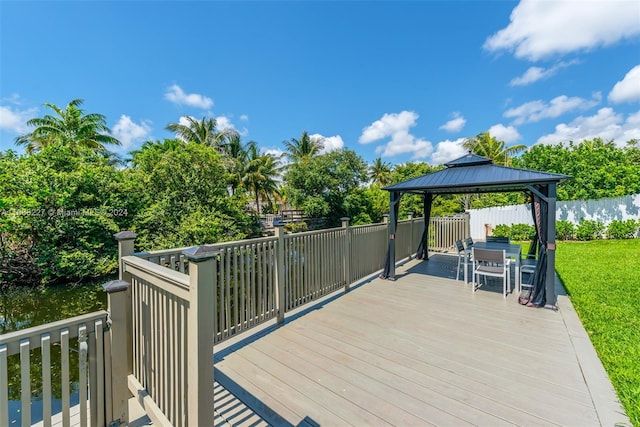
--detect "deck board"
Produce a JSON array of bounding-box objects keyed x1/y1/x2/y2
[{"x1": 215, "y1": 255, "x2": 629, "y2": 427}]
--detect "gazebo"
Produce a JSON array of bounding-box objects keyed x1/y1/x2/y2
[{"x1": 381, "y1": 152, "x2": 571, "y2": 309}]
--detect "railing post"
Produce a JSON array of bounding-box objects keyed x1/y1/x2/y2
[
  {"x1": 103, "y1": 280, "x2": 132, "y2": 427},
  {"x1": 383, "y1": 214, "x2": 389, "y2": 224},
  {"x1": 274, "y1": 225, "x2": 286, "y2": 324},
  {"x1": 182, "y1": 246, "x2": 217, "y2": 427},
  {"x1": 341, "y1": 217, "x2": 351, "y2": 291},
  {"x1": 113, "y1": 231, "x2": 135, "y2": 376},
  {"x1": 408, "y1": 213, "x2": 413, "y2": 259},
  {"x1": 114, "y1": 231, "x2": 137, "y2": 282}
]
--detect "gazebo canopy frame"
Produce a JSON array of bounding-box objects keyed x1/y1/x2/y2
[{"x1": 381, "y1": 152, "x2": 570, "y2": 309}]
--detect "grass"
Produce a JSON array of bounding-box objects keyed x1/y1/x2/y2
[{"x1": 555, "y1": 239, "x2": 640, "y2": 426}]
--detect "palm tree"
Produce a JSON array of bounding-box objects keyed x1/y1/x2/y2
[
  {"x1": 243, "y1": 142, "x2": 282, "y2": 214},
  {"x1": 15, "y1": 98, "x2": 120, "y2": 154},
  {"x1": 129, "y1": 139, "x2": 185, "y2": 169},
  {"x1": 462, "y1": 132, "x2": 526, "y2": 166},
  {"x1": 283, "y1": 131, "x2": 323, "y2": 163},
  {"x1": 369, "y1": 157, "x2": 392, "y2": 187},
  {"x1": 225, "y1": 134, "x2": 252, "y2": 196},
  {"x1": 166, "y1": 116, "x2": 238, "y2": 153}
]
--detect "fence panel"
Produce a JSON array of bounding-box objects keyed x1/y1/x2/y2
[
  {"x1": 213, "y1": 238, "x2": 278, "y2": 343},
  {"x1": 0, "y1": 312, "x2": 108, "y2": 427},
  {"x1": 350, "y1": 223, "x2": 387, "y2": 282},
  {"x1": 284, "y1": 227, "x2": 346, "y2": 311},
  {"x1": 124, "y1": 256, "x2": 190, "y2": 427},
  {"x1": 429, "y1": 216, "x2": 468, "y2": 252}
]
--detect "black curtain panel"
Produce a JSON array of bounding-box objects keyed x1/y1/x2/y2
[
  {"x1": 381, "y1": 191, "x2": 402, "y2": 279},
  {"x1": 415, "y1": 193, "x2": 433, "y2": 260},
  {"x1": 523, "y1": 191, "x2": 548, "y2": 307}
]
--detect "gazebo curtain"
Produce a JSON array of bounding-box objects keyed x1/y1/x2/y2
[
  {"x1": 523, "y1": 191, "x2": 548, "y2": 306},
  {"x1": 380, "y1": 192, "x2": 401, "y2": 279},
  {"x1": 415, "y1": 193, "x2": 433, "y2": 260}
]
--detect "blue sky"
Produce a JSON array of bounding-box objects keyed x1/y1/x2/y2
[{"x1": 1, "y1": 0, "x2": 639, "y2": 166}]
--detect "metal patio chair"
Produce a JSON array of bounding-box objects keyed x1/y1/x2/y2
[{"x1": 472, "y1": 247, "x2": 511, "y2": 298}]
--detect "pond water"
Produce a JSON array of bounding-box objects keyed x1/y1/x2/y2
[{"x1": 0, "y1": 280, "x2": 109, "y2": 425}]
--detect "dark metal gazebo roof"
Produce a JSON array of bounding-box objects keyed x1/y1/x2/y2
[
  {"x1": 380, "y1": 152, "x2": 571, "y2": 310},
  {"x1": 384, "y1": 153, "x2": 570, "y2": 194}
]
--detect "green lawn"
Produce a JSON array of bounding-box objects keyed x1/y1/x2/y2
[{"x1": 555, "y1": 239, "x2": 640, "y2": 426}]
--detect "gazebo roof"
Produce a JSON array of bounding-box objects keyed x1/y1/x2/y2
[{"x1": 383, "y1": 152, "x2": 570, "y2": 195}]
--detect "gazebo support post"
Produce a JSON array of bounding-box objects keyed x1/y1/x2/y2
[
  {"x1": 545, "y1": 183, "x2": 558, "y2": 308},
  {"x1": 387, "y1": 191, "x2": 400, "y2": 280}
]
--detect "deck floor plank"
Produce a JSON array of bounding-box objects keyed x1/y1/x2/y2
[{"x1": 214, "y1": 255, "x2": 628, "y2": 427}]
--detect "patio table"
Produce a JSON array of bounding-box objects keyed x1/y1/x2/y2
[{"x1": 464, "y1": 241, "x2": 522, "y2": 294}]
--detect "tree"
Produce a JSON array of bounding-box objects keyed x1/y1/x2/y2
[
  {"x1": 462, "y1": 132, "x2": 526, "y2": 166},
  {"x1": 15, "y1": 99, "x2": 121, "y2": 154},
  {"x1": 283, "y1": 149, "x2": 368, "y2": 226},
  {"x1": 1, "y1": 144, "x2": 131, "y2": 284},
  {"x1": 166, "y1": 116, "x2": 238, "y2": 153},
  {"x1": 283, "y1": 131, "x2": 324, "y2": 163},
  {"x1": 369, "y1": 157, "x2": 392, "y2": 187},
  {"x1": 243, "y1": 142, "x2": 282, "y2": 214},
  {"x1": 129, "y1": 140, "x2": 257, "y2": 250},
  {"x1": 514, "y1": 138, "x2": 640, "y2": 200}
]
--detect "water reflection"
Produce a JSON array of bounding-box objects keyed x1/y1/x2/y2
[{"x1": 0, "y1": 281, "x2": 108, "y2": 425}]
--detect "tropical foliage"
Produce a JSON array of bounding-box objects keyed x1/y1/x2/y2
[
  {"x1": 5, "y1": 100, "x2": 640, "y2": 285},
  {"x1": 514, "y1": 138, "x2": 640, "y2": 200},
  {"x1": 15, "y1": 99, "x2": 120, "y2": 154},
  {"x1": 283, "y1": 149, "x2": 369, "y2": 226},
  {"x1": 463, "y1": 131, "x2": 526, "y2": 166},
  {"x1": 166, "y1": 116, "x2": 238, "y2": 153},
  {"x1": 283, "y1": 131, "x2": 324, "y2": 163}
]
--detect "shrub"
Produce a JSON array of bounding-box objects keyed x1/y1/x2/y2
[
  {"x1": 510, "y1": 223, "x2": 536, "y2": 240},
  {"x1": 285, "y1": 221, "x2": 308, "y2": 233},
  {"x1": 492, "y1": 224, "x2": 511, "y2": 237},
  {"x1": 556, "y1": 220, "x2": 575, "y2": 240},
  {"x1": 575, "y1": 219, "x2": 605, "y2": 241},
  {"x1": 492, "y1": 223, "x2": 535, "y2": 241},
  {"x1": 607, "y1": 219, "x2": 640, "y2": 239}
]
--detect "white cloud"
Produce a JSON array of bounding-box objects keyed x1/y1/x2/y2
[
  {"x1": 609, "y1": 64, "x2": 640, "y2": 104},
  {"x1": 484, "y1": 0, "x2": 640, "y2": 61},
  {"x1": 112, "y1": 115, "x2": 152, "y2": 150},
  {"x1": 359, "y1": 111, "x2": 432, "y2": 159},
  {"x1": 488, "y1": 124, "x2": 522, "y2": 143},
  {"x1": 0, "y1": 105, "x2": 37, "y2": 134},
  {"x1": 504, "y1": 94, "x2": 600, "y2": 125},
  {"x1": 214, "y1": 116, "x2": 234, "y2": 131},
  {"x1": 431, "y1": 138, "x2": 467, "y2": 165},
  {"x1": 439, "y1": 113, "x2": 466, "y2": 132},
  {"x1": 536, "y1": 107, "x2": 640, "y2": 146},
  {"x1": 239, "y1": 114, "x2": 249, "y2": 121},
  {"x1": 510, "y1": 61, "x2": 578, "y2": 86},
  {"x1": 375, "y1": 131, "x2": 433, "y2": 160},
  {"x1": 164, "y1": 84, "x2": 213, "y2": 109},
  {"x1": 310, "y1": 133, "x2": 344, "y2": 154},
  {"x1": 359, "y1": 111, "x2": 418, "y2": 143}
]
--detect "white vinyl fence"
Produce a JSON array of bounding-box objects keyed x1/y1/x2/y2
[{"x1": 468, "y1": 193, "x2": 640, "y2": 240}]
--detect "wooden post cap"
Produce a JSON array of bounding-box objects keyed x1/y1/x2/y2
[
  {"x1": 113, "y1": 231, "x2": 137, "y2": 240},
  {"x1": 102, "y1": 280, "x2": 131, "y2": 293},
  {"x1": 182, "y1": 245, "x2": 220, "y2": 261}
]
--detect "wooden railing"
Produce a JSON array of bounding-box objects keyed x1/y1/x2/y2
[
  {"x1": 1, "y1": 215, "x2": 469, "y2": 427},
  {"x1": 0, "y1": 311, "x2": 109, "y2": 427},
  {"x1": 429, "y1": 215, "x2": 470, "y2": 252}
]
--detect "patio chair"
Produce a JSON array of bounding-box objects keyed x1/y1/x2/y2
[
  {"x1": 454, "y1": 239, "x2": 468, "y2": 281},
  {"x1": 472, "y1": 247, "x2": 511, "y2": 298},
  {"x1": 520, "y1": 257, "x2": 536, "y2": 292},
  {"x1": 464, "y1": 237, "x2": 474, "y2": 249}
]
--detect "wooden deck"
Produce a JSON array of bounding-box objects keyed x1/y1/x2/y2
[{"x1": 214, "y1": 254, "x2": 630, "y2": 427}]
